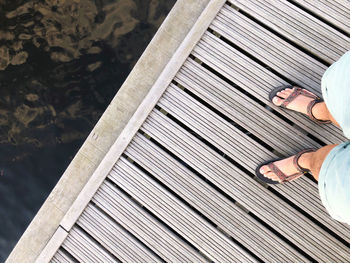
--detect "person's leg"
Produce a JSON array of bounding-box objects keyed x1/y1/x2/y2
[
  {"x1": 259, "y1": 144, "x2": 337, "y2": 183},
  {"x1": 317, "y1": 142, "x2": 350, "y2": 224},
  {"x1": 311, "y1": 101, "x2": 340, "y2": 127},
  {"x1": 297, "y1": 144, "x2": 338, "y2": 181}
]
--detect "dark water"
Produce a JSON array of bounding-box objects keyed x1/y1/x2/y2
[{"x1": 0, "y1": 0, "x2": 176, "y2": 260}]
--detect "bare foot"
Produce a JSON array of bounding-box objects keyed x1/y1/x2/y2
[
  {"x1": 272, "y1": 87, "x2": 330, "y2": 122},
  {"x1": 259, "y1": 151, "x2": 313, "y2": 183}
]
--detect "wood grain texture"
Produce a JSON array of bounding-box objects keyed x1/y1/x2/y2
[
  {"x1": 62, "y1": 227, "x2": 117, "y2": 263},
  {"x1": 50, "y1": 250, "x2": 75, "y2": 263},
  {"x1": 293, "y1": 0, "x2": 350, "y2": 34},
  {"x1": 77, "y1": 204, "x2": 162, "y2": 263},
  {"x1": 141, "y1": 110, "x2": 350, "y2": 262},
  {"x1": 125, "y1": 134, "x2": 309, "y2": 262},
  {"x1": 108, "y1": 157, "x2": 257, "y2": 263},
  {"x1": 228, "y1": 0, "x2": 350, "y2": 63},
  {"x1": 159, "y1": 82, "x2": 350, "y2": 244},
  {"x1": 192, "y1": 32, "x2": 346, "y2": 144},
  {"x1": 93, "y1": 181, "x2": 207, "y2": 262},
  {"x1": 47, "y1": 1, "x2": 350, "y2": 262}
]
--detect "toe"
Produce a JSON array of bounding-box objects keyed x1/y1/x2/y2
[
  {"x1": 264, "y1": 171, "x2": 281, "y2": 182},
  {"x1": 259, "y1": 165, "x2": 270, "y2": 174},
  {"x1": 278, "y1": 90, "x2": 290, "y2": 99},
  {"x1": 272, "y1": 96, "x2": 283, "y2": 106}
]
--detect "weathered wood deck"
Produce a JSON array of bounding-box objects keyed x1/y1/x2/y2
[{"x1": 38, "y1": 0, "x2": 350, "y2": 262}]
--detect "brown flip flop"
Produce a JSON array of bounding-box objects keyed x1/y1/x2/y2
[
  {"x1": 255, "y1": 149, "x2": 316, "y2": 184},
  {"x1": 269, "y1": 85, "x2": 331, "y2": 124}
]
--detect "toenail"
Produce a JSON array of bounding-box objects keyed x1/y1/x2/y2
[{"x1": 272, "y1": 97, "x2": 280, "y2": 103}]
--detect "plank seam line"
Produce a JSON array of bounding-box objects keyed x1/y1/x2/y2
[
  {"x1": 110, "y1": 157, "x2": 256, "y2": 262},
  {"x1": 53, "y1": 247, "x2": 78, "y2": 263},
  {"x1": 225, "y1": 2, "x2": 331, "y2": 66},
  {"x1": 93, "y1": 187, "x2": 201, "y2": 262},
  {"x1": 171, "y1": 79, "x2": 283, "y2": 153},
  {"x1": 121, "y1": 152, "x2": 263, "y2": 262},
  {"x1": 79, "y1": 203, "x2": 166, "y2": 263},
  {"x1": 153, "y1": 102, "x2": 324, "y2": 225},
  {"x1": 191, "y1": 37, "x2": 344, "y2": 144},
  {"x1": 185, "y1": 55, "x2": 328, "y2": 147},
  {"x1": 287, "y1": 0, "x2": 350, "y2": 37},
  {"x1": 64, "y1": 228, "x2": 115, "y2": 262},
  {"x1": 216, "y1": 6, "x2": 327, "y2": 76},
  {"x1": 150, "y1": 107, "x2": 256, "y2": 177},
  {"x1": 228, "y1": 0, "x2": 349, "y2": 56},
  {"x1": 152, "y1": 95, "x2": 350, "y2": 250},
  {"x1": 204, "y1": 28, "x2": 298, "y2": 91},
  {"x1": 127, "y1": 134, "x2": 311, "y2": 262},
  {"x1": 268, "y1": 186, "x2": 350, "y2": 249},
  {"x1": 71, "y1": 224, "x2": 121, "y2": 263},
  {"x1": 103, "y1": 176, "x2": 208, "y2": 258},
  {"x1": 80, "y1": 205, "x2": 158, "y2": 260},
  {"x1": 143, "y1": 110, "x2": 348, "y2": 261},
  {"x1": 59, "y1": 247, "x2": 80, "y2": 263}
]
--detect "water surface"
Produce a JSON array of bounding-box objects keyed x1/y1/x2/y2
[{"x1": 0, "y1": 0, "x2": 176, "y2": 260}]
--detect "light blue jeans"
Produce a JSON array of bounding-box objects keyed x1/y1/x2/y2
[
  {"x1": 319, "y1": 51, "x2": 350, "y2": 224},
  {"x1": 319, "y1": 143, "x2": 350, "y2": 224}
]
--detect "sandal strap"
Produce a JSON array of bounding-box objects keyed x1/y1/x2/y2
[
  {"x1": 281, "y1": 87, "x2": 317, "y2": 108},
  {"x1": 293, "y1": 148, "x2": 316, "y2": 174},
  {"x1": 280, "y1": 87, "x2": 332, "y2": 124},
  {"x1": 267, "y1": 163, "x2": 303, "y2": 183},
  {"x1": 306, "y1": 98, "x2": 332, "y2": 124},
  {"x1": 267, "y1": 148, "x2": 316, "y2": 183}
]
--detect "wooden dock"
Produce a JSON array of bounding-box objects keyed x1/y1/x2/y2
[{"x1": 36, "y1": 0, "x2": 350, "y2": 262}]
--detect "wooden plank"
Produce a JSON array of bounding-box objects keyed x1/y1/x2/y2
[
  {"x1": 51, "y1": 249, "x2": 75, "y2": 263},
  {"x1": 191, "y1": 32, "x2": 347, "y2": 144},
  {"x1": 212, "y1": 4, "x2": 327, "y2": 86},
  {"x1": 161, "y1": 84, "x2": 275, "y2": 169},
  {"x1": 141, "y1": 109, "x2": 350, "y2": 262},
  {"x1": 93, "y1": 181, "x2": 208, "y2": 262},
  {"x1": 77, "y1": 204, "x2": 162, "y2": 263},
  {"x1": 318, "y1": 0, "x2": 350, "y2": 17},
  {"x1": 174, "y1": 62, "x2": 321, "y2": 155},
  {"x1": 125, "y1": 134, "x2": 310, "y2": 262},
  {"x1": 35, "y1": 227, "x2": 68, "y2": 263},
  {"x1": 227, "y1": 0, "x2": 350, "y2": 64},
  {"x1": 59, "y1": 0, "x2": 227, "y2": 232},
  {"x1": 158, "y1": 83, "x2": 350, "y2": 244},
  {"x1": 293, "y1": 0, "x2": 350, "y2": 34},
  {"x1": 62, "y1": 227, "x2": 117, "y2": 263},
  {"x1": 108, "y1": 157, "x2": 257, "y2": 263}
]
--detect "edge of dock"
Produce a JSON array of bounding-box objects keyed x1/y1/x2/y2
[{"x1": 6, "y1": 1, "x2": 210, "y2": 262}]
